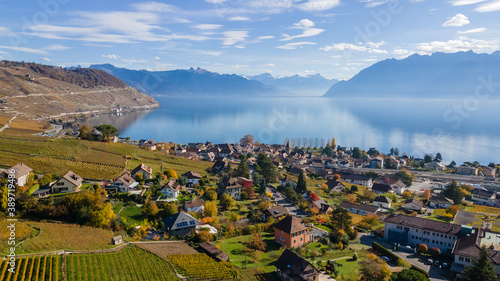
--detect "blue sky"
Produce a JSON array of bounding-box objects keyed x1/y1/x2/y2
[{"x1": 0, "y1": 0, "x2": 499, "y2": 79}]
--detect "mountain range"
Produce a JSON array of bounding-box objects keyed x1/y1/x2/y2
[
  {"x1": 90, "y1": 64, "x2": 336, "y2": 97},
  {"x1": 323, "y1": 51, "x2": 500, "y2": 98},
  {"x1": 248, "y1": 73, "x2": 337, "y2": 96}
]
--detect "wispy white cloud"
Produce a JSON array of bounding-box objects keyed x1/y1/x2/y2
[
  {"x1": 0, "y1": 46, "x2": 47, "y2": 55},
  {"x1": 458, "y1": 27, "x2": 486, "y2": 33},
  {"x1": 222, "y1": 31, "x2": 248, "y2": 45},
  {"x1": 298, "y1": 0, "x2": 341, "y2": 11},
  {"x1": 474, "y1": 0, "x2": 500, "y2": 12},
  {"x1": 321, "y1": 42, "x2": 388, "y2": 53},
  {"x1": 359, "y1": 0, "x2": 391, "y2": 8},
  {"x1": 154, "y1": 56, "x2": 160, "y2": 60},
  {"x1": 197, "y1": 50, "x2": 222, "y2": 56},
  {"x1": 258, "y1": 35, "x2": 275, "y2": 40},
  {"x1": 451, "y1": 0, "x2": 487, "y2": 6},
  {"x1": 228, "y1": 16, "x2": 251, "y2": 21},
  {"x1": 41, "y1": 57, "x2": 52, "y2": 62},
  {"x1": 102, "y1": 54, "x2": 118, "y2": 59},
  {"x1": 192, "y1": 24, "x2": 223, "y2": 30},
  {"x1": 281, "y1": 19, "x2": 324, "y2": 41},
  {"x1": 130, "y1": 2, "x2": 176, "y2": 12},
  {"x1": 205, "y1": 0, "x2": 227, "y2": 3},
  {"x1": 44, "y1": 44, "x2": 70, "y2": 51},
  {"x1": 276, "y1": 41, "x2": 317, "y2": 49},
  {"x1": 413, "y1": 37, "x2": 498, "y2": 54},
  {"x1": 442, "y1": 13, "x2": 470, "y2": 27},
  {"x1": 0, "y1": 27, "x2": 11, "y2": 35}
]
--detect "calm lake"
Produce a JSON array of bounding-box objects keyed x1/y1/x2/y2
[{"x1": 85, "y1": 96, "x2": 500, "y2": 164}]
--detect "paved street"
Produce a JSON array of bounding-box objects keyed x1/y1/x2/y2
[{"x1": 268, "y1": 187, "x2": 307, "y2": 217}]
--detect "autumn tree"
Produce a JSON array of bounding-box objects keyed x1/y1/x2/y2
[
  {"x1": 446, "y1": 205, "x2": 460, "y2": 217},
  {"x1": 417, "y1": 244, "x2": 428, "y2": 253},
  {"x1": 391, "y1": 269, "x2": 429, "y2": 281},
  {"x1": 204, "y1": 189, "x2": 217, "y2": 201},
  {"x1": 90, "y1": 203, "x2": 116, "y2": 228},
  {"x1": 423, "y1": 189, "x2": 431, "y2": 201},
  {"x1": 346, "y1": 194, "x2": 357, "y2": 203},
  {"x1": 360, "y1": 253, "x2": 391, "y2": 281},
  {"x1": 247, "y1": 233, "x2": 266, "y2": 251},
  {"x1": 442, "y1": 181, "x2": 467, "y2": 205},
  {"x1": 240, "y1": 134, "x2": 255, "y2": 146},
  {"x1": 203, "y1": 200, "x2": 218, "y2": 218},
  {"x1": 402, "y1": 190, "x2": 413, "y2": 199},
  {"x1": 78, "y1": 125, "x2": 94, "y2": 140},
  {"x1": 220, "y1": 193, "x2": 235, "y2": 210},
  {"x1": 165, "y1": 169, "x2": 178, "y2": 180},
  {"x1": 143, "y1": 201, "x2": 159, "y2": 217},
  {"x1": 164, "y1": 202, "x2": 178, "y2": 216}
]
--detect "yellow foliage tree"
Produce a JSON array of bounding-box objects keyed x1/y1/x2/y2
[
  {"x1": 203, "y1": 200, "x2": 217, "y2": 218},
  {"x1": 165, "y1": 169, "x2": 178, "y2": 179}
]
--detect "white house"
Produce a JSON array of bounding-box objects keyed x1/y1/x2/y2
[
  {"x1": 404, "y1": 199, "x2": 424, "y2": 212},
  {"x1": 429, "y1": 194, "x2": 454, "y2": 209},
  {"x1": 384, "y1": 214, "x2": 462, "y2": 253},
  {"x1": 184, "y1": 199, "x2": 205, "y2": 213},
  {"x1": 131, "y1": 163, "x2": 153, "y2": 180},
  {"x1": 51, "y1": 171, "x2": 83, "y2": 193},
  {"x1": 452, "y1": 229, "x2": 500, "y2": 276},
  {"x1": 471, "y1": 189, "x2": 497, "y2": 206},
  {"x1": 0, "y1": 163, "x2": 32, "y2": 187},
  {"x1": 112, "y1": 174, "x2": 138, "y2": 193},
  {"x1": 373, "y1": 196, "x2": 392, "y2": 209},
  {"x1": 160, "y1": 180, "x2": 181, "y2": 199},
  {"x1": 339, "y1": 201, "x2": 380, "y2": 216},
  {"x1": 345, "y1": 174, "x2": 373, "y2": 187},
  {"x1": 182, "y1": 171, "x2": 202, "y2": 187}
]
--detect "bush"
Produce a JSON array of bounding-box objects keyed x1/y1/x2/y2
[{"x1": 372, "y1": 242, "x2": 401, "y2": 263}]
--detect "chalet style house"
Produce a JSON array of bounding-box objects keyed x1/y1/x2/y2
[
  {"x1": 0, "y1": 163, "x2": 32, "y2": 187},
  {"x1": 131, "y1": 163, "x2": 153, "y2": 179},
  {"x1": 51, "y1": 171, "x2": 83, "y2": 193},
  {"x1": 182, "y1": 171, "x2": 202, "y2": 187},
  {"x1": 162, "y1": 212, "x2": 201, "y2": 236}
]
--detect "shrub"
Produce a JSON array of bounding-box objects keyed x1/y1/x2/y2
[{"x1": 417, "y1": 244, "x2": 428, "y2": 253}]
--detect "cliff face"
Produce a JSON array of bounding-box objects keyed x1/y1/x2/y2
[{"x1": 0, "y1": 61, "x2": 160, "y2": 119}]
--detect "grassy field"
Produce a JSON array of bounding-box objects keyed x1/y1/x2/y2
[
  {"x1": 212, "y1": 233, "x2": 284, "y2": 273},
  {"x1": 119, "y1": 205, "x2": 147, "y2": 226},
  {"x1": 169, "y1": 253, "x2": 239, "y2": 280},
  {"x1": 464, "y1": 205, "x2": 500, "y2": 215},
  {"x1": 8, "y1": 221, "x2": 114, "y2": 254},
  {"x1": 0, "y1": 135, "x2": 214, "y2": 179}
]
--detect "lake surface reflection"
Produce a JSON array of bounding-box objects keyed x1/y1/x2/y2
[{"x1": 85, "y1": 97, "x2": 500, "y2": 164}]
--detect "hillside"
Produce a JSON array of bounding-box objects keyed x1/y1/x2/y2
[
  {"x1": 249, "y1": 73, "x2": 337, "y2": 96},
  {"x1": 0, "y1": 61, "x2": 159, "y2": 121},
  {"x1": 323, "y1": 51, "x2": 500, "y2": 98},
  {"x1": 90, "y1": 64, "x2": 283, "y2": 97}
]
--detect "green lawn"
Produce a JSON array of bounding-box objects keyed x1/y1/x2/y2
[
  {"x1": 212, "y1": 233, "x2": 283, "y2": 273},
  {"x1": 119, "y1": 205, "x2": 146, "y2": 225},
  {"x1": 336, "y1": 258, "x2": 360, "y2": 276}
]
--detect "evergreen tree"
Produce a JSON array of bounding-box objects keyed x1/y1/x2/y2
[
  {"x1": 463, "y1": 245, "x2": 499, "y2": 281},
  {"x1": 236, "y1": 161, "x2": 250, "y2": 179},
  {"x1": 296, "y1": 172, "x2": 307, "y2": 194}
]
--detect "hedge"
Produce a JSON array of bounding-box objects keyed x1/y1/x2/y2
[{"x1": 372, "y1": 242, "x2": 429, "y2": 278}]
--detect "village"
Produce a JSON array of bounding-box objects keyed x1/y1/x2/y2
[{"x1": 1, "y1": 134, "x2": 500, "y2": 281}]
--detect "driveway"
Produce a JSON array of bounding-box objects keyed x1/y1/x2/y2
[
  {"x1": 268, "y1": 187, "x2": 307, "y2": 217},
  {"x1": 318, "y1": 273, "x2": 336, "y2": 281}
]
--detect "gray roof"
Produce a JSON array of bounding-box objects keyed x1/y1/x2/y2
[
  {"x1": 472, "y1": 188, "x2": 494, "y2": 198},
  {"x1": 5, "y1": 163, "x2": 32, "y2": 179},
  {"x1": 162, "y1": 212, "x2": 201, "y2": 231},
  {"x1": 373, "y1": 196, "x2": 392, "y2": 204},
  {"x1": 384, "y1": 214, "x2": 462, "y2": 236},
  {"x1": 60, "y1": 171, "x2": 83, "y2": 187}
]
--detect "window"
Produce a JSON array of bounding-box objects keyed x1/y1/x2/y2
[
  {"x1": 459, "y1": 257, "x2": 464, "y2": 261},
  {"x1": 280, "y1": 237, "x2": 284, "y2": 241},
  {"x1": 301, "y1": 237, "x2": 303, "y2": 241},
  {"x1": 57, "y1": 182, "x2": 64, "y2": 186},
  {"x1": 294, "y1": 240, "x2": 296, "y2": 244}
]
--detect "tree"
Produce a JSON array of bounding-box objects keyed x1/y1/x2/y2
[
  {"x1": 417, "y1": 244, "x2": 428, "y2": 253},
  {"x1": 352, "y1": 147, "x2": 362, "y2": 159},
  {"x1": 164, "y1": 202, "x2": 178, "y2": 216},
  {"x1": 424, "y1": 154, "x2": 432, "y2": 163},
  {"x1": 236, "y1": 161, "x2": 250, "y2": 179},
  {"x1": 402, "y1": 190, "x2": 413, "y2": 199},
  {"x1": 220, "y1": 193, "x2": 235, "y2": 210},
  {"x1": 463, "y1": 245, "x2": 499, "y2": 281},
  {"x1": 367, "y1": 147, "x2": 379, "y2": 156},
  {"x1": 391, "y1": 269, "x2": 429, "y2": 281},
  {"x1": 165, "y1": 169, "x2": 178, "y2": 180},
  {"x1": 247, "y1": 233, "x2": 266, "y2": 251},
  {"x1": 203, "y1": 201, "x2": 217, "y2": 218},
  {"x1": 350, "y1": 185, "x2": 358, "y2": 192},
  {"x1": 395, "y1": 170, "x2": 414, "y2": 186},
  {"x1": 204, "y1": 189, "x2": 217, "y2": 201},
  {"x1": 331, "y1": 138, "x2": 336, "y2": 148},
  {"x1": 346, "y1": 194, "x2": 357, "y2": 203},
  {"x1": 442, "y1": 181, "x2": 467, "y2": 205},
  {"x1": 96, "y1": 124, "x2": 118, "y2": 141},
  {"x1": 143, "y1": 201, "x2": 159, "y2": 217},
  {"x1": 446, "y1": 205, "x2": 460, "y2": 217},
  {"x1": 89, "y1": 203, "x2": 116, "y2": 228},
  {"x1": 240, "y1": 134, "x2": 255, "y2": 146},
  {"x1": 78, "y1": 125, "x2": 95, "y2": 140},
  {"x1": 0, "y1": 185, "x2": 8, "y2": 211},
  {"x1": 360, "y1": 253, "x2": 391, "y2": 281},
  {"x1": 330, "y1": 206, "x2": 352, "y2": 231},
  {"x1": 256, "y1": 153, "x2": 278, "y2": 183},
  {"x1": 296, "y1": 172, "x2": 307, "y2": 194},
  {"x1": 323, "y1": 145, "x2": 334, "y2": 157},
  {"x1": 135, "y1": 173, "x2": 144, "y2": 182},
  {"x1": 435, "y1": 152, "x2": 442, "y2": 161},
  {"x1": 423, "y1": 190, "x2": 431, "y2": 201}
]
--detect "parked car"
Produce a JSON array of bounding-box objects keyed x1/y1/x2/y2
[
  {"x1": 434, "y1": 260, "x2": 440, "y2": 267},
  {"x1": 442, "y1": 262, "x2": 450, "y2": 269},
  {"x1": 426, "y1": 259, "x2": 433, "y2": 265},
  {"x1": 380, "y1": 256, "x2": 390, "y2": 262}
]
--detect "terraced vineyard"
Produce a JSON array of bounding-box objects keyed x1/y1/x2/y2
[
  {"x1": 168, "y1": 254, "x2": 239, "y2": 281},
  {"x1": 0, "y1": 253, "x2": 61, "y2": 281},
  {"x1": 32, "y1": 156, "x2": 124, "y2": 179},
  {"x1": 66, "y1": 246, "x2": 179, "y2": 281}
]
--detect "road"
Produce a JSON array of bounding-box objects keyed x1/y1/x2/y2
[{"x1": 267, "y1": 187, "x2": 307, "y2": 217}]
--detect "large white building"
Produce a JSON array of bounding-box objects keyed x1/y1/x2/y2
[
  {"x1": 384, "y1": 214, "x2": 465, "y2": 253},
  {"x1": 471, "y1": 189, "x2": 497, "y2": 206}
]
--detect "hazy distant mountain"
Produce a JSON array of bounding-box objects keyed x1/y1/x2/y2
[
  {"x1": 249, "y1": 73, "x2": 338, "y2": 96},
  {"x1": 323, "y1": 51, "x2": 500, "y2": 98},
  {"x1": 90, "y1": 64, "x2": 283, "y2": 97}
]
